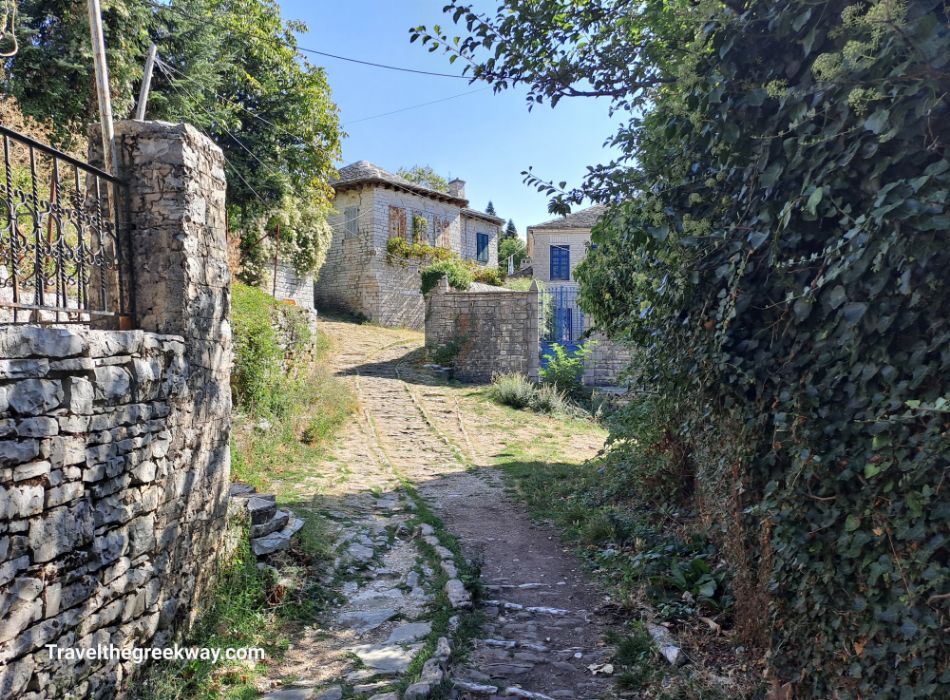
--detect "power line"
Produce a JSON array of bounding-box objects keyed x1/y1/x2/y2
[
  {"x1": 160, "y1": 52, "x2": 487, "y2": 134},
  {"x1": 155, "y1": 57, "x2": 313, "y2": 144},
  {"x1": 297, "y1": 47, "x2": 469, "y2": 80},
  {"x1": 344, "y1": 88, "x2": 489, "y2": 127},
  {"x1": 138, "y1": 0, "x2": 469, "y2": 80}
]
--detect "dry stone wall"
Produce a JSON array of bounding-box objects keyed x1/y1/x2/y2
[
  {"x1": 425, "y1": 278, "x2": 539, "y2": 382},
  {"x1": 0, "y1": 120, "x2": 232, "y2": 699},
  {"x1": 582, "y1": 334, "x2": 632, "y2": 387},
  {"x1": 267, "y1": 261, "x2": 315, "y2": 310}
]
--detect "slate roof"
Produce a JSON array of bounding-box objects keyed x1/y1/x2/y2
[
  {"x1": 528, "y1": 204, "x2": 607, "y2": 231},
  {"x1": 462, "y1": 207, "x2": 504, "y2": 225},
  {"x1": 332, "y1": 160, "x2": 465, "y2": 205}
]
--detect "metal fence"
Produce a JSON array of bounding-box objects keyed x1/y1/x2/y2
[
  {"x1": 0, "y1": 124, "x2": 131, "y2": 325},
  {"x1": 539, "y1": 284, "x2": 587, "y2": 344}
]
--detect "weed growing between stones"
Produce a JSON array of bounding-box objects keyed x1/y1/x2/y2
[{"x1": 398, "y1": 483, "x2": 483, "y2": 698}]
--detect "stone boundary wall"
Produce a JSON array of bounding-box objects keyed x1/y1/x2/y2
[
  {"x1": 425, "y1": 278, "x2": 539, "y2": 383},
  {"x1": 271, "y1": 301, "x2": 318, "y2": 375},
  {"x1": 267, "y1": 261, "x2": 315, "y2": 310},
  {"x1": 0, "y1": 120, "x2": 232, "y2": 698},
  {"x1": 582, "y1": 334, "x2": 632, "y2": 387}
]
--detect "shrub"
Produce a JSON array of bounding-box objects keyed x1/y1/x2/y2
[
  {"x1": 231, "y1": 283, "x2": 289, "y2": 416},
  {"x1": 488, "y1": 373, "x2": 573, "y2": 416},
  {"x1": 429, "y1": 336, "x2": 467, "y2": 367},
  {"x1": 472, "y1": 266, "x2": 503, "y2": 287},
  {"x1": 528, "y1": 383, "x2": 571, "y2": 415},
  {"x1": 540, "y1": 342, "x2": 592, "y2": 398},
  {"x1": 487, "y1": 372, "x2": 535, "y2": 409},
  {"x1": 420, "y1": 258, "x2": 473, "y2": 295}
]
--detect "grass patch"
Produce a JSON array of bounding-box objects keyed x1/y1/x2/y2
[
  {"x1": 138, "y1": 535, "x2": 286, "y2": 700},
  {"x1": 231, "y1": 330, "x2": 357, "y2": 492}
]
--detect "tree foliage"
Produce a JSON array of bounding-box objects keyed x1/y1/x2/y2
[
  {"x1": 5, "y1": 0, "x2": 342, "y2": 279},
  {"x1": 498, "y1": 235, "x2": 527, "y2": 272},
  {"x1": 504, "y1": 218, "x2": 517, "y2": 239},
  {"x1": 416, "y1": 0, "x2": 950, "y2": 696},
  {"x1": 485, "y1": 199, "x2": 496, "y2": 215},
  {"x1": 396, "y1": 164, "x2": 449, "y2": 193}
]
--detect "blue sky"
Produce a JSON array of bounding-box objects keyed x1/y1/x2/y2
[{"x1": 279, "y1": 0, "x2": 621, "y2": 238}]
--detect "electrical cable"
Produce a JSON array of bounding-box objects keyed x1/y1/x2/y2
[{"x1": 138, "y1": 0, "x2": 469, "y2": 79}]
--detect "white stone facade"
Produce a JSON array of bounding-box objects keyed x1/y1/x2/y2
[
  {"x1": 315, "y1": 163, "x2": 501, "y2": 329},
  {"x1": 528, "y1": 229, "x2": 593, "y2": 285}
]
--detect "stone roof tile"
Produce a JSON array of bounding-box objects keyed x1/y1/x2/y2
[{"x1": 529, "y1": 204, "x2": 607, "y2": 231}]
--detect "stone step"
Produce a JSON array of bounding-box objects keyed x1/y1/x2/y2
[
  {"x1": 229, "y1": 482, "x2": 256, "y2": 497},
  {"x1": 251, "y1": 507, "x2": 291, "y2": 538},
  {"x1": 453, "y1": 680, "x2": 557, "y2": 699},
  {"x1": 251, "y1": 516, "x2": 304, "y2": 556},
  {"x1": 244, "y1": 494, "x2": 278, "y2": 525},
  {"x1": 480, "y1": 639, "x2": 549, "y2": 653}
]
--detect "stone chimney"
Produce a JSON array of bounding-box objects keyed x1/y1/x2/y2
[{"x1": 448, "y1": 178, "x2": 466, "y2": 199}]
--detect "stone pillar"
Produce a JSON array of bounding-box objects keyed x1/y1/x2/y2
[
  {"x1": 527, "y1": 280, "x2": 541, "y2": 381},
  {"x1": 113, "y1": 120, "x2": 232, "y2": 627}
]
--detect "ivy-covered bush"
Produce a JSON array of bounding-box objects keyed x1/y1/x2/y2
[
  {"x1": 231, "y1": 282, "x2": 312, "y2": 417},
  {"x1": 570, "y1": 2, "x2": 950, "y2": 696},
  {"x1": 420, "y1": 258, "x2": 474, "y2": 294}
]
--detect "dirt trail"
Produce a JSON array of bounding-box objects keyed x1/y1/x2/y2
[{"x1": 262, "y1": 320, "x2": 619, "y2": 700}]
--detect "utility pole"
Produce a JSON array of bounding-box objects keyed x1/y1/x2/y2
[
  {"x1": 135, "y1": 44, "x2": 158, "y2": 121},
  {"x1": 86, "y1": 0, "x2": 119, "y2": 177}
]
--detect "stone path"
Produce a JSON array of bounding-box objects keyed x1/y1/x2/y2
[{"x1": 258, "y1": 321, "x2": 619, "y2": 700}]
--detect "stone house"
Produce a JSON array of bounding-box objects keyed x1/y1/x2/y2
[
  {"x1": 315, "y1": 161, "x2": 502, "y2": 329},
  {"x1": 527, "y1": 205, "x2": 606, "y2": 344},
  {"x1": 527, "y1": 204, "x2": 606, "y2": 289},
  {"x1": 526, "y1": 205, "x2": 630, "y2": 386}
]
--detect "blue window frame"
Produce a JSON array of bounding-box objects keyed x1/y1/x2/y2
[
  {"x1": 550, "y1": 245, "x2": 570, "y2": 280},
  {"x1": 476, "y1": 232, "x2": 490, "y2": 263}
]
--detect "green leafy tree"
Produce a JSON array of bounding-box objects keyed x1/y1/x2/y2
[
  {"x1": 498, "y1": 236, "x2": 526, "y2": 273},
  {"x1": 6, "y1": 0, "x2": 343, "y2": 280},
  {"x1": 415, "y1": 1, "x2": 950, "y2": 696},
  {"x1": 504, "y1": 218, "x2": 517, "y2": 239},
  {"x1": 396, "y1": 164, "x2": 449, "y2": 193},
  {"x1": 7, "y1": 0, "x2": 154, "y2": 147},
  {"x1": 485, "y1": 200, "x2": 496, "y2": 215}
]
